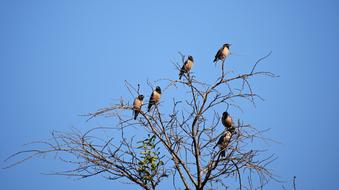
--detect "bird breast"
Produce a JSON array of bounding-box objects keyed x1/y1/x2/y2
[
  {"x1": 220, "y1": 131, "x2": 232, "y2": 148},
  {"x1": 133, "y1": 98, "x2": 143, "y2": 109},
  {"x1": 185, "y1": 60, "x2": 193, "y2": 71},
  {"x1": 225, "y1": 131, "x2": 232, "y2": 140},
  {"x1": 226, "y1": 116, "x2": 232, "y2": 126},
  {"x1": 152, "y1": 91, "x2": 161, "y2": 103},
  {"x1": 222, "y1": 47, "x2": 230, "y2": 57}
]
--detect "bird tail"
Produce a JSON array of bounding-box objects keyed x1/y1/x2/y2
[
  {"x1": 179, "y1": 68, "x2": 185, "y2": 80},
  {"x1": 134, "y1": 110, "x2": 139, "y2": 120},
  {"x1": 147, "y1": 103, "x2": 152, "y2": 112}
]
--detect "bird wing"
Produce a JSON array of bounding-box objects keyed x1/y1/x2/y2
[
  {"x1": 214, "y1": 48, "x2": 222, "y2": 62},
  {"x1": 149, "y1": 91, "x2": 154, "y2": 103},
  {"x1": 180, "y1": 60, "x2": 187, "y2": 72},
  {"x1": 217, "y1": 134, "x2": 225, "y2": 145},
  {"x1": 148, "y1": 91, "x2": 155, "y2": 111},
  {"x1": 221, "y1": 115, "x2": 226, "y2": 127}
]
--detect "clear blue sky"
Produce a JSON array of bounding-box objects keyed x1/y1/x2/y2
[{"x1": 1, "y1": 0, "x2": 338, "y2": 189}]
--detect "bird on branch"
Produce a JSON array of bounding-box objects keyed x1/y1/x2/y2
[
  {"x1": 214, "y1": 130, "x2": 233, "y2": 157},
  {"x1": 221, "y1": 111, "x2": 236, "y2": 134},
  {"x1": 148, "y1": 86, "x2": 162, "y2": 112},
  {"x1": 133, "y1": 95, "x2": 144, "y2": 120},
  {"x1": 213, "y1": 43, "x2": 231, "y2": 64},
  {"x1": 179, "y1": 55, "x2": 194, "y2": 80}
]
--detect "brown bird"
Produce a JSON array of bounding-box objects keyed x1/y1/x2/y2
[
  {"x1": 147, "y1": 86, "x2": 161, "y2": 112},
  {"x1": 179, "y1": 55, "x2": 194, "y2": 80},
  {"x1": 133, "y1": 95, "x2": 144, "y2": 120},
  {"x1": 213, "y1": 43, "x2": 231, "y2": 63},
  {"x1": 221, "y1": 111, "x2": 232, "y2": 127},
  {"x1": 214, "y1": 130, "x2": 232, "y2": 157},
  {"x1": 222, "y1": 111, "x2": 236, "y2": 134}
]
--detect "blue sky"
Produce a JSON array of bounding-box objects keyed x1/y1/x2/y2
[{"x1": 1, "y1": 0, "x2": 339, "y2": 189}]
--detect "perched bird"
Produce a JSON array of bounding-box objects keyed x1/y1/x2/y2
[
  {"x1": 179, "y1": 55, "x2": 194, "y2": 80},
  {"x1": 221, "y1": 111, "x2": 232, "y2": 128},
  {"x1": 147, "y1": 86, "x2": 162, "y2": 112},
  {"x1": 214, "y1": 130, "x2": 233, "y2": 157},
  {"x1": 133, "y1": 95, "x2": 144, "y2": 120},
  {"x1": 213, "y1": 43, "x2": 231, "y2": 63},
  {"x1": 222, "y1": 111, "x2": 235, "y2": 131}
]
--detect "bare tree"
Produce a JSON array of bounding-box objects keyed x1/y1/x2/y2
[{"x1": 4, "y1": 49, "x2": 278, "y2": 190}]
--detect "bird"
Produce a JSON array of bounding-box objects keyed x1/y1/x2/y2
[
  {"x1": 179, "y1": 55, "x2": 194, "y2": 80},
  {"x1": 221, "y1": 111, "x2": 235, "y2": 133},
  {"x1": 214, "y1": 130, "x2": 233, "y2": 157},
  {"x1": 147, "y1": 86, "x2": 162, "y2": 112},
  {"x1": 213, "y1": 43, "x2": 231, "y2": 63},
  {"x1": 221, "y1": 111, "x2": 232, "y2": 128},
  {"x1": 133, "y1": 95, "x2": 144, "y2": 120}
]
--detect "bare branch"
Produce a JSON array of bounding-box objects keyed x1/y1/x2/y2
[{"x1": 5, "y1": 50, "x2": 278, "y2": 190}]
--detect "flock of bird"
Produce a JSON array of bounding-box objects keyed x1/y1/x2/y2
[{"x1": 132, "y1": 43, "x2": 234, "y2": 157}]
